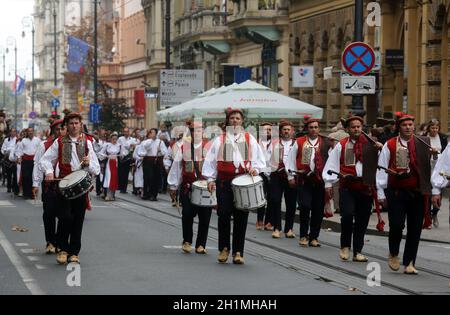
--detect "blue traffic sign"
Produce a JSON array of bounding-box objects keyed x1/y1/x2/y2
[
  {"x1": 51, "y1": 98, "x2": 60, "y2": 108},
  {"x1": 89, "y1": 103, "x2": 102, "y2": 124},
  {"x1": 342, "y1": 42, "x2": 376, "y2": 76}
]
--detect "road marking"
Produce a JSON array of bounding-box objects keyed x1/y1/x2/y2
[
  {"x1": 16, "y1": 243, "x2": 30, "y2": 247},
  {"x1": 427, "y1": 244, "x2": 450, "y2": 250},
  {"x1": 0, "y1": 226, "x2": 45, "y2": 295},
  {"x1": 35, "y1": 264, "x2": 47, "y2": 270},
  {"x1": 163, "y1": 245, "x2": 215, "y2": 250},
  {"x1": 21, "y1": 249, "x2": 36, "y2": 254},
  {"x1": 27, "y1": 256, "x2": 40, "y2": 262}
]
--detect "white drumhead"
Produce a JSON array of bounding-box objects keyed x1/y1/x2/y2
[
  {"x1": 59, "y1": 170, "x2": 87, "y2": 188},
  {"x1": 232, "y1": 174, "x2": 263, "y2": 186},
  {"x1": 192, "y1": 180, "x2": 208, "y2": 188}
]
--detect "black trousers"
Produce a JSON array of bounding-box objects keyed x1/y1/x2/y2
[
  {"x1": 257, "y1": 174, "x2": 272, "y2": 224},
  {"x1": 180, "y1": 190, "x2": 212, "y2": 248},
  {"x1": 41, "y1": 183, "x2": 59, "y2": 246},
  {"x1": 216, "y1": 179, "x2": 249, "y2": 256},
  {"x1": 270, "y1": 173, "x2": 297, "y2": 232},
  {"x1": 21, "y1": 160, "x2": 34, "y2": 198},
  {"x1": 56, "y1": 194, "x2": 87, "y2": 256},
  {"x1": 96, "y1": 160, "x2": 106, "y2": 195},
  {"x1": 10, "y1": 165, "x2": 19, "y2": 194},
  {"x1": 386, "y1": 188, "x2": 424, "y2": 266},
  {"x1": 118, "y1": 159, "x2": 131, "y2": 192},
  {"x1": 5, "y1": 165, "x2": 15, "y2": 192},
  {"x1": 143, "y1": 159, "x2": 160, "y2": 199},
  {"x1": 339, "y1": 188, "x2": 373, "y2": 255},
  {"x1": 298, "y1": 180, "x2": 325, "y2": 240}
]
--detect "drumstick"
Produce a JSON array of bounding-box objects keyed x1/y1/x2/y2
[
  {"x1": 414, "y1": 135, "x2": 440, "y2": 153},
  {"x1": 439, "y1": 172, "x2": 450, "y2": 180}
]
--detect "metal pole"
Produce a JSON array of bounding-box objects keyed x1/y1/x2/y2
[
  {"x1": 94, "y1": 0, "x2": 98, "y2": 104},
  {"x1": 14, "y1": 45, "x2": 17, "y2": 129},
  {"x1": 2, "y1": 54, "x2": 5, "y2": 108},
  {"x1": 352, "y1": 0, "x2": 364, "y2": 114},
  {"x1": 31, "y1": 26, "x2": 35, "y2": 113},
  {"x1": 165, "y1": 0, "x2": 171, "y2": 69},
  {"x1": 53, "y1": 7, "x2": 57, "y2": 115}
]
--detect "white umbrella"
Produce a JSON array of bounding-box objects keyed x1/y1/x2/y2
[{"x1": 157, "y1": 80, "x2": 323, "y2": 122}]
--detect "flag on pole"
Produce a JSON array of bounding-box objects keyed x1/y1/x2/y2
[
  {"x1": 11, "y1": 75, "x2": 25, "y2": 96},
  {"x1": 67, "y1": 36, "x2": 90, "y2": 73}
]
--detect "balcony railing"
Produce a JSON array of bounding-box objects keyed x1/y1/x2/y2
[
  {"x1": 229, "y1": 0, "x2": 288, "y2": 20},
  {"x1": 175, "y1": 9, "x2": 228, "y2": 39}
]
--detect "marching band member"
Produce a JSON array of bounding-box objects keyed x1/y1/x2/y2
[
  {"x1": 377, "y1": 114, "x2": 437, "y2": 274},
  {"x1": 287, "y1": 117, "x2": 330, "y2": 246},
  {"x1": 98, "y1": 132, "x2": 123, "y2": 201},
  {"x1": 256, "y1": 122, "x2": 274, "y2": 231},
  {"x1": 269, "y1": 120, "x2": 297, "y2": 239},
  {"x1": 203, "y1": 108, "x2": 266, "y2": 264},
  {"x1": 118, "y1": 128, "x2": 139, "y2": 194},
  {"x1": 32, "y1": 119, "x2": 65, "y2": 254},
  {"x1": 16, "y1": 128, "x2": 41, "y2": 199},
  {"x1": 164, "y1": 127, "x2": 185, "y2": 207},
  {"x1": 93, "y1": 129, "x2": 107, "y2": 196},
  {"x1": 10, "y1": 130, "x2": 26, "y2": 196},
  {"x1": 168, "y1": 121, "x2": 211, "y2": 254},
  {"x1": 132, "y1": 134, "x2": 145, "y2": 196},
  {"x1": 40, "y1": 113, "x2": 100, "y2": 265},
  {"x1": 138, "y1": 128, "x2": 168, "y2": 201},
  {"x1": 323, "y1": 115, "x2": 381, "y2": 262},
  {"x1": 1, "y1": 128, "x2": 17, "y2": 193}
]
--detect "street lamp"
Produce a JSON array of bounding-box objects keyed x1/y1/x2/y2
[
  {"x1": 6, "y1": 36, "x2": 17, "y2": 129},
  {"x1": 22, "y1": 16, "x2": 35, "y2": 114}
]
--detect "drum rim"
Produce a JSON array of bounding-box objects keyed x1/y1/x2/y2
[
  {"x1": 63, "y1": 183, "x2": 94, "y2": 200},
  {"x1": 231, "y1": 174, "x2": 263, "y2": 186},
  {"x1": 58, "y1": 170, "x2": 90, "y2": 189}
]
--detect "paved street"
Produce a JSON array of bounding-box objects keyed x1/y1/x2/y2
[{"x1": 0, "y1": 189, "x2": 449, "y2": 295}]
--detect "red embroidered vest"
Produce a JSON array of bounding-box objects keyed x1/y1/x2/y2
[
  {"x1": 386, "y1": 137, "x2": 419, "y2": 189},
  {"x1": 181, "y1": 140, "x2": 207, "y2": 185},
  {"x1": 57, "y1": 135, "x2": 89, "y2": 178},
  {"x1": 217, "y1": 133, "x2": 251, "y2": 181}
]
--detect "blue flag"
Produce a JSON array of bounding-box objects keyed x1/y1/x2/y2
[{"x1": 67, "y1": 36, "x2": 90, "y2": 73}]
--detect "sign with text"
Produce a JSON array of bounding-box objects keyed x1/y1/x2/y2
[
  {"x1": 160, "y1": 70, "x2": 205, "y2": 108},
  {"x1": 341, "y1": 76, "x2": 376, "y2": 95},
  {"x1": 292, "y1": 66, "x2": 314, "y2": 88}
]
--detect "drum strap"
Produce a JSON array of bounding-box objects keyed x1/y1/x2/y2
[{"x1": 191, "y1": 142, "x2": 201, "y2": 179}]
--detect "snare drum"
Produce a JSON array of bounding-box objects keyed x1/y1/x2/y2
[
  {"x1": 190, "y1": 180, "x2": 217, "y2": 207},
  {"x1": 58, "y1": 170, "x2": 93, "y2": 200},
  {"x1": 231, "y1": 175, "x2": 266, "y2": 211}
]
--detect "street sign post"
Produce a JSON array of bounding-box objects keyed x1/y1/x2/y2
[
  {"x1": 342, "y1": 42, "x2": 376, "y2": 76},
  {"x1": 292, "y1": 66, "x2": 315, "y2": 88},
  {"x1": 341, "y1": 76, "x2": 376, "y2": 95},
  {"x1": 51, "y1": 98, "x2": 60, "y2": 108},
  {"x1": 89, "y1": 103, "x2": 102, "y2": 124},
  {"x1": 49, "y1": 87, "x2": 61, "y2": 99},
  {"x1": 159, "y1": 70, "x2": 205, "y2": 108}
]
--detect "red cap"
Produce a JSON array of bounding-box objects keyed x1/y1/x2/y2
[
  {"x1": 303, "y1": 115, "x2": 320, "y2": 126},
  {"x1": 260, "y1": 121, "x2": 273, "y2": 127},
  {"x1": 279, "y1": 120, "x2": 294, "y2": 128},
  {"x1": 50, "y1": 119, "x2": 64, "y2": 129},
  {"x1": 396, "y1": 113, "x2": 415, "y2": 125},
  {"x1": 345, "y1": 115, "x2": 364, "y2": 127},
  {"x1": 225, "y1": 107, "x2": 244, "y2": 118}
]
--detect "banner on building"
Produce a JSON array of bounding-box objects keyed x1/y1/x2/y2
[
  {"x1": 134, "y1": 90, "x2": 146, "y2": 115},
  {"x1": 292, "y1": 66, "x2": 314, "y2": 88},
  {"x1": 67, "y1": 36, "x2": 90, "y2": 73}
]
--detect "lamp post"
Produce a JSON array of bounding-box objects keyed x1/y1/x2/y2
[
  {"x1": 6, "y1": 37, "x2": 17, "y2": 128},
  {"x1": 94, "y1": 0, "x2": 98, "y2": 104},
  {"x1": 53, "y1": 5, "x2": 58, "y2": 115},
  {"x1": 22, "y1": 16, "x2": 35, "y2": 114}
]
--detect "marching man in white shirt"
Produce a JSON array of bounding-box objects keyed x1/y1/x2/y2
[
  {"x1": 40, "y1": 113, "x2": 100, "y2": 265},
  {"x1": 16, "y1": 128, "x2": 41, "y2": 199},
  {"x1": 118, "y1": 128, "x2": 139, "y2": 193},
  {"x1": 202, "y1": 108, "x2": 266, "y2": 265},
  {"x1": 138, "y1": 128, "x2": 168, "y2": 201},
  {"x1": 1, "y1": 128, "x2": 17, "y2": 193},
  {"x1": 32, "y1": 119, "x2": 66, "y2": 254}
]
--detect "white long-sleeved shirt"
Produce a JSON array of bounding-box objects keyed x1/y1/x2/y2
[
  {"x1": 97, "y1": 143, "x2": 123, "y2": 161},
  {"x1": 202, "y1": 132, "x2": 266, "y2": 182},
  {"x1": 17, "y1": 137, "x2": 41, "y2": 157},
  {"x1": 167, "y1": 141, "x2": 203, "y2": 189},
  {"x1": 39, "y1": 136, "x2": 100, "y2": 177},
  {"x1": 286, "y1": 137, "x2": 318, "y2": 181},
  {"x1": 32, "y1": 140, "x2": 61, "y2": 187},
  {"x1": 259, "y1": 140, "x2": 272, "y2": 176},
  {"x1": 138, "y1": 138, "x2": 168, "y2": 157},
  {"x1": 322, "y1": 140, "x2": 363, "y2": 188},
  {"x1": 9, "y1": 141, "x2": 22, "y2": 162},
  {"x1": 431, "y1": 144, "x2": 450, "y2": 195},
  {"x1": 1, "y1": 137, "x2": 16, "y2": 155},
  {"x1": 118, "y1": 136, "x2": 139, "y2": 157},
  {"x1": 93, "y1": 139, "x2": 106, "y2": 154},
  {"x1": 164, "y1": 139, "x2": 183, "y2": 170}
]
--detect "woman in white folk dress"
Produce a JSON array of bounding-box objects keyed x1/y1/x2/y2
[{"x1": 99, "y1": 132, "x2": 124, "y2": 201}]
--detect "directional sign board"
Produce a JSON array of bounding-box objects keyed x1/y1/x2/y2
[
  {"x1": 160, "y1": 70, "x2": 205, "y2": 108},
  {"x1": 51, "y1": 98, "x2": 60, "y2": 108},
  {"x1": 342, "y1": 42, "x2": 376, "y2": 76},
  {"x1": 50, "y1": 87, "x2": 61, "y2": 98},
  {"x1": 341, "y1": 76, "x2": 376, "y2": 95},
  {"x1": 89, "y1": 104, "x2": 102, "y2": 124}
]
